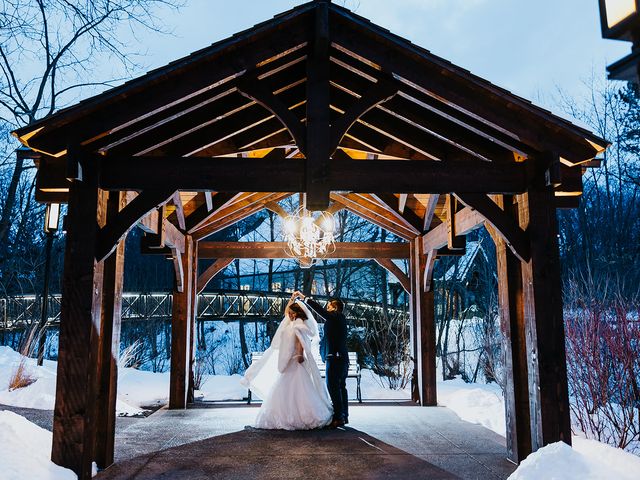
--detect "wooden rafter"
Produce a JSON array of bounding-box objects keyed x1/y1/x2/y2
[
  {"x1": 454, "y1": 193, "x2": 530, "y2": 262},
  {"x1": 185, "y1": 192, "x2": 244, "y2": 233},
  {"x1": 369, "y1": 193, "x2": 422, "y2": 233},
  {"x1": 330, "y1": 192, "x2": 416, "y2": 240}
]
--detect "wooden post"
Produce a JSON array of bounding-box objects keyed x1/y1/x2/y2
[
  {"x1": 304, "y1": 0, "x2": 331, "y2": 210},
  {"x1": 94, "y1": 192, "x2": 126, "y2": 470},
  {"x1": 170, "y1": 235, "x2": 194, "y2": 409},
  {"x1": 410, "y1": 236, "x2": 437, "y2": 406},
  {"x1": 51, "y1": 156, "x2": 105, "y2": 479},
  {"x1": 490, "y1": 196, "x2": 532, "y2": 464},
  {"x1": 517, "y1": 188, "x2": 571, "y2": 450},
  {"x1": 187, "y1": 240, "x2": 198, "y2": 403}
]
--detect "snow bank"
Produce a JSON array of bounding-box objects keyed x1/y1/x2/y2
[
  {"x1": 508, "y1": 438, "x2": 640, "y2": 480},
  {"x1": 437, "y1": 376, "x2": 506, "y2": 436},
  {"x1": 0, "y1": 410, "x2": 76, "y2": 480},
  {"x1": 0, "y1": 346, "x2": 144, "y2": 416}
]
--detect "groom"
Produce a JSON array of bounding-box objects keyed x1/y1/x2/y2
[{"x1": 295, "y1": 291, "x2": 349, "y2": 428}]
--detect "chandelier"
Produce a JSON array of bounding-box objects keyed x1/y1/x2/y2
[{"x1": 283, "y1": 207, "x2": 336, "y2": 260}]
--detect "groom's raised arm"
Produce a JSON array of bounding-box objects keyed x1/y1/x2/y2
[{"x1": 304, "y1": 297, "x2": 330, "y2": 320}]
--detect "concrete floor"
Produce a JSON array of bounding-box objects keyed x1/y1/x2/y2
[{"x1": 95, "y1": 401, "x2": 516, "y2": 480}]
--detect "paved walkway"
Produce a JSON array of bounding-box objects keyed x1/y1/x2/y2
[{"x1": 96, "y1": 401, "x2": 516, "y2": 480}]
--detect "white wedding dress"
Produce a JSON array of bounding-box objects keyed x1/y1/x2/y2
[{"x1": 242, "y1": 301, "x2": 333, "y2": 430}]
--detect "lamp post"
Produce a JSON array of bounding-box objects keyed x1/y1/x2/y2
[
  {"x1": 599, "y1": 0, "x2": 640, "y2": 82},
  {"x1": 37, "y1": 203, "x2": 60, "y2": 365}
]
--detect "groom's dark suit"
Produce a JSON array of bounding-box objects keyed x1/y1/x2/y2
[{"x1": 304, "y1": 298, "x2": 349, "y2": 423}]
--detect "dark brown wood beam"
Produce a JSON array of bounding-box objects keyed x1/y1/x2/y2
[
  {"x1": 331, "y1": 192, "x2": 416, "y2": 240},
  {"x1": 422, "y1": 206, "x2": 485, "y2": 253},
  {"x1": 198, "y1": 241, "x2": 409, "y2": 259},
  {"x1": 455, "y1": 192, "x2": 530, "y2": 262},
  {"x1": 96, "y1": 189, "x2": 176, "y2": 261},
  {"x1": 196, "y1": 258, "x2": 234, "y2": 294},
  {"x1": 446, "y1": 194, "x2": 466, "y2": 251},
  {"x1": 185, "y1": 192, "x2": 243, "y2": 233},
  {"x1": 374, "y1": 258, "x2": 410, "y2": 293},
  {"x1": 369, "y1": 193, "x2": 423, "y2": 233},
  {"x1": 305, "y1": 0, "x2": 331, "y2": 210}
]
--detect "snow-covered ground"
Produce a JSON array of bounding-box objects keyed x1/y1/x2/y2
[{"x1": 1, "y1": 345, "x2": 639, "y2": 480}]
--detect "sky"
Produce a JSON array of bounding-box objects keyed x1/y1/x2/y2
[{"x1": 132, "y1": 0, "x2": 630, "y2": 114}]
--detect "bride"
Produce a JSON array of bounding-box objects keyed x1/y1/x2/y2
[{"x1": 242, "y1": 293, "x2": 333, "y2": 430}]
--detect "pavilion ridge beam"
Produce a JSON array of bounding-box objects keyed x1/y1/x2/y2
[
  {"x1": 198, "y1": 241, "x2": 409, "y2": 259},
  {"x1": 197, "y1": 258, "x2": 234, "y2": 294},
  {"x1": 454, "y1": 192, "x2": 530, "y2": 262},
  {"x1": 305, "y1": 0, "x2": 331, "y2": 210}
]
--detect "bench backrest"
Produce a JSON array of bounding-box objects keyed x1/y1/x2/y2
[{"x1": 250, "y1": 351, "x2": 359, "y2": 376}]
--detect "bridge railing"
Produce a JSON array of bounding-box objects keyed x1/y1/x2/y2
[{"x1": 0, "y1": 291, "x2": 408, "y2": 329}]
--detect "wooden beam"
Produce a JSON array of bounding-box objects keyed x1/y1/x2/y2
[
  {"x1": 374, "y1": 258, "x2": 410, "y2": 293},
  {"x1": 410, "y1": 236, "x2": 437, "y2": 406},
  {"x1": 197, "y1": 258, "x2": 234, "y2": 294},
  {"x1": 264, "y1": 201, "x2": 289, "y2": 218},
  {"x1": 446, "y1": 194, "x2": 466, "y2": 250},
  {"x1": 369, "y1": 193, "x2": 423, "y2": 233},
  {"x1": 94, "y1": 191, "x2": 126, "y2": 471},
  {"x1": 517, "y1": 189, "x2": 572, "y2": 450},
  {"x1": 52, "y1": 159, "x2": 105, "y2": 479},
  {"x1": 198, "y1": 241, "x2": 409, "y2": 259},
  {"x1": 186, "y1": 192, "x2": 243, "y2": 233},
  {"x1": 455, "y1": 192, "x2": 530, "y2": 262},
  {"x1": 330, "y1": 192, "x2": 417, "y2": 240},
  {"x1": 329, "y1": 76, "x2": 398, "y2": 153},
  {"x1": 172, "y1": 192, "x2": 186, "y2": 230},
  {"x1": 96, "y1": 189, "x2": 176, "y2": 261},
  {"x1": 422, "y1": 206, "x2": 485, "y2": 253},
  {"x1": 169, "y1": 236, "x2": 194, "y2": 409},
  {"x1": 423, "y1": 248, "x2": 437, "y2": 292},
  {"x1": 398, "y1": 194, "x2": 408, "y2": 214},
  {"x1": 486, "y1": 200, "x2": 532, "y2": 463},
  {"x1": 237, "y1": 76, "x2": 306, "y2": 151},
  {"x1": 421, "y1": 194, "x2": 439, "y2": 231},
  {"x1": 98, "y1": 156, "x2": 529, "y2": 194},
  {"x1": 305, "y1": 0, "x2": 331, "y2": 210}
]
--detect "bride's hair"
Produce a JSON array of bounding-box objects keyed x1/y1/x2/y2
[{"x1": 288, "y1": 302, "x2": 307, "y2": 320}]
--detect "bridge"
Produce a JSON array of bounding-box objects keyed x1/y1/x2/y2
[{"x1": 0, "y1": 291, "x2": 408, "y2": 330}]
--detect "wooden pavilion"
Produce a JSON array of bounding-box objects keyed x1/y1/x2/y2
[{"x1": 13, "y1": 1, "x2": 607, "y2": 478}]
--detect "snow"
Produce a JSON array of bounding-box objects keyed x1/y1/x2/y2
[
  {"x1": 2, "y1": 345, "x2": 640, "y2": 480},
  {"x1": 0, "y1": 410, "x2": 76, "y2": 480},
  {"x1": 507, "y1": 438, "x2": 640, "y2": 480}
]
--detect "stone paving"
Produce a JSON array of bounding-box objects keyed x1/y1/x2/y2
[{"x1": 95, "y1": 401, "x2": 516, "y2": 480}]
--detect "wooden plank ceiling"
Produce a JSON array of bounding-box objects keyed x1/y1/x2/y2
[{"x1": 13, "y1": 0, "x2": 608, "y2": 243}]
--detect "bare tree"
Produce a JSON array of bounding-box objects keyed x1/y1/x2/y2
[{"x1": 0, "y1": 0, "x2": 183, "y2": 259}]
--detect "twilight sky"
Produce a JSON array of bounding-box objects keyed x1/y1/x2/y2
[{"x1": 135, "y1": 0, "x2": 629, "y2": 112}]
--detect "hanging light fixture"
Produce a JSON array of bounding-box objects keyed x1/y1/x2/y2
[{"x1": 283, "y1": 206, "x2": 336, "y2": 261}]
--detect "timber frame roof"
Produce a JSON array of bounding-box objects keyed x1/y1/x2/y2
[{"x1": 13, "y1": 0, "x2": 608, "y2": 246}]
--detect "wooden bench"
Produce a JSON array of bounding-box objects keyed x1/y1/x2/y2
[{"x1": 247, "y1": 351, "x2": 362, "y2": 404}]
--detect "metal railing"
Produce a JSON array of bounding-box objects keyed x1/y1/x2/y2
[{"x1": 0, "y1": 291, "x2": 408, "y2": 329}]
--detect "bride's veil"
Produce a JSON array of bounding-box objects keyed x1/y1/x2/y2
[{"x1": 241, "y1": 299, "x2": 319, "y2": 400}]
